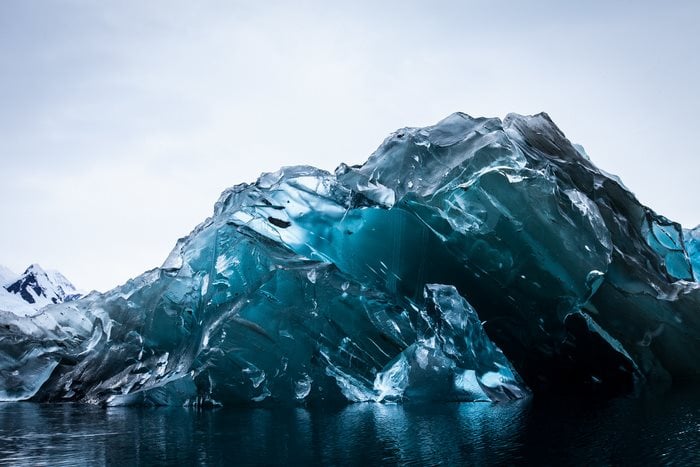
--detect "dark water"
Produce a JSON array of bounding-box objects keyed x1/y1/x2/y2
[{"x1": 0, "y1": 386, "x2": 699, "y2": 466}]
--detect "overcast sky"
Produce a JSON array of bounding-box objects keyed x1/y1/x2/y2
[{"x1": 1, "y1": 0, "x2": 699, "y2": 292}]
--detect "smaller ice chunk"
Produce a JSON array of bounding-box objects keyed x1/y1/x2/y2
[{"x1": 373, "y1": 284, "x2": 529, "y2": 402}]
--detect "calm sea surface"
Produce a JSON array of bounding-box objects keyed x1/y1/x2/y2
[{"x1": 0, "y1": 385, "x2": 698, "y2": 466}]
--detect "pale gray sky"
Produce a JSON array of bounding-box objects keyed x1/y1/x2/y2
[{"x1": 1, "y1": 0, "x2": 699, "y2": 291}]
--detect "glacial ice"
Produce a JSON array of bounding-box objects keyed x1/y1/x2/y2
[
  {"x1": 2, "y1": 111, "x2": 700, "y2": 405},
  {"x1": 683, "y1": 226, "x2": 700, "y2": 282}
]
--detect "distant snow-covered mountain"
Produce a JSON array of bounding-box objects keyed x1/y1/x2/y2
[{"x1": 0, "y1": 264, "x2": 80, "y2": 315}]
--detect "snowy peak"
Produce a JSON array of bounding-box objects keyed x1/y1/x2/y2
[{"x1": 4, "y1": 264, "x2": 80, "y2": 308}]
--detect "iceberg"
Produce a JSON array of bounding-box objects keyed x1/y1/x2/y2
[{"x1": 2, "y1": 112, "x2": 699, "y2": 405}]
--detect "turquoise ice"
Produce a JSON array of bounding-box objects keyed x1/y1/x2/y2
[{"x1": 2, "y1": 112, "x2": 699, "y2": 405}]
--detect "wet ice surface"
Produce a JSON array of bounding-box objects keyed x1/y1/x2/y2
[
  {"x1": 3, "y1": 111, "x2": 700, "y2": 405},
  {"x1": 1, "y1": 385, "x2": 699, "y2": 466}
]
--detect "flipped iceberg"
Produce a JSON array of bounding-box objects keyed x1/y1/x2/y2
[{"x1": 2, "y1": 112, "x2": 699, "y2": 405}]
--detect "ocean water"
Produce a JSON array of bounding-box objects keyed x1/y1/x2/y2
[{"x1": 0, "y1": 385, "x2": 698, "y2": 466}]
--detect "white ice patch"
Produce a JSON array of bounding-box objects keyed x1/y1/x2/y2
[
  {"x1": 373, "y1": 354, "x2": 410, "y2": 402},
  {"x1": 215, "y1": 255, "x2": 240, "y2": 275}
]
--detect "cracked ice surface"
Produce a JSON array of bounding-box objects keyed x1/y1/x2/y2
[{"x1": 2, "y1": 112, "x2": 700, "y2": 405}]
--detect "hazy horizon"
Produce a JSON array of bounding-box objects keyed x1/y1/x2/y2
[{"x1": 1, "y1": 0, "x2": 699, "y2": 291}]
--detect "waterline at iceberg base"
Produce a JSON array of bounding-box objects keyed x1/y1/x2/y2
[{"x1": 2, "y1": 112, "x2": 700, "y2": 406}]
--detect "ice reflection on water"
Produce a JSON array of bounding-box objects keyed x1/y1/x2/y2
[{"x1": 0, "y1": 386, "x2": 698, "y2": 466}]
